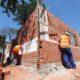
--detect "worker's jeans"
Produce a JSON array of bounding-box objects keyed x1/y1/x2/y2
[{"x1": 61, "y1": 48, "x2": 76, "y2": 67}]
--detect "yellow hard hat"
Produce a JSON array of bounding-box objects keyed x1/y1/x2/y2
[{"x1": 65, "y1": 32, "x2": 69, "y2": 35}]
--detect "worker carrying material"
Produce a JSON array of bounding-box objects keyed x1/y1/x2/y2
[{"x1": 59, "y1": 32, "x2": 76, "y2": 69}]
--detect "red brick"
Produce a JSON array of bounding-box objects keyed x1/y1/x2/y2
[{"x1": 16, "y1": 9, "x2": 80, "y2": 68}]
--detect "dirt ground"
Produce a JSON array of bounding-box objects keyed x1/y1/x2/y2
[{"x1": 3, "y1": 62, "x2": 80, "y2": 80}]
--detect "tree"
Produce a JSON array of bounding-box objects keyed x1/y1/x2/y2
[
  {"x1": 0, "y1": 0, "x2": 19, "y2": 16},
  {"x1": 0, "y1": 27, "x2": 18, "y2": 64},
  {"x1": 0, "y1": 27, "x2": 18, "y2": 41},
  {"x1": 13, "y1": 1, "x2": 37, "y2": 25},
  {"x1": 0, "y1": 0, "x2": 45, "y2": 25},
  {"x1": 0, "y1": 0, "x2": 37, "y2": 25}
]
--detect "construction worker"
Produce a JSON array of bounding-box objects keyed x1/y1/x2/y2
[
  {"x1": 59, "y1": 32, "x2": 76, "y2": 69},
  {"x1": 12, "y1": 45, "x2": 22, "y2": 65}
]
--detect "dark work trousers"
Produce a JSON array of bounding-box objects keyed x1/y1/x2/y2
[
  {"x1": 61, "y1": 48, "x2": 76, "y2": 67},
  {"x1": 12, "y1": 53, "x2": 22, "y2": 65}
]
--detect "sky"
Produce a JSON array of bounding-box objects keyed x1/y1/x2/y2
[
  {"x1": 44, "y1": 0, "x2": 80, "y2": 33},
  {"x1": 0, "y1": 8, "x2": 19, "y2": 29},
  {"x1": 0, "y1": 0, "x2": 80, "y2": 33}
]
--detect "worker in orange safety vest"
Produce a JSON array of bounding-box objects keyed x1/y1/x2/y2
[
  {"x1": 12, "y1": 45, "x2": 22, "y2": 65},
  {"x1": 59, "y1": 32, "x2": 76, "y2": 69},
  {"x1": 12, "y1": 45, "x2": 22, "y2": 54}
]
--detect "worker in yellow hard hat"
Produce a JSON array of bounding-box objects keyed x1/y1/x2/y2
[
  {"x1": 59, "y1": 32, "x2": 76, "y2": 69},
  {"x1": 60, "y1": 32, "x2": 70, "y2": 48}
]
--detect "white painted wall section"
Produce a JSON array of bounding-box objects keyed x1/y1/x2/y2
[
  {"x1": 39, "y1": 8, "x2": 49, "y2": 40},
  {"x1": 22, "y1": 37, "x2": 38, "y2": 53},
  {"x1": 40, "y1": 24, "x2": 49, "y2": 40}
]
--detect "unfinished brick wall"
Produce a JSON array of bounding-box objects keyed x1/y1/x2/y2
[
  {"x1": 39, "y1": 40, "x2": 61, "y2": 65},
  {"x1": 21, "y1": 52, "x2": 38, "y2": 68},
  {"x1": 48, "y1": 12, "x2": 80, "y2": 46},
  {"x1": 71, "y1": 47, "x2": 80, "y2": 61},
  {"x1": 38, "y1": 40, "x2": 80, "y2": 66},
  {"x1": 17, "y1": 10, "x2": 38, "y2": 44},
  {"x1": 17, "y1": 9, "x2": 80, "y2": 68}
]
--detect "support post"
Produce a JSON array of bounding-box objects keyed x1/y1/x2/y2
[{"x1": 37, "y1": 0, "x2": 41, "y2": 69}]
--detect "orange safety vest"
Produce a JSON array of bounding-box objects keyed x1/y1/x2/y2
[
  {"x1": 60, "y1": 35, "x2": 70, "y2": 48},
  {"x1": 12, "y1": 45, "x2": 21, "y2": 54}
]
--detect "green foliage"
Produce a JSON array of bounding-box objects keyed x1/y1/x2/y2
[
  {"x1": 0, "y1": 0, "x2": 18, "y2": 16},
  {"x1": 0, "y1": 27, "x2": 18, "y2": 41},
  {"x1": 13, "y1": 1, "x2": 37, "y2": 25},
  {"x1": 14, "y1": 0, "x2": 37, "y2": 24},
  {"x1": 0, "y1": 0, "x2": 37, "y2": 24},
  {"x1": 0, "y1": 36, "x2": 5, "y2": 47},
  {"x1": 0, "y1": 36, "x2": 3, "y2": 42}
]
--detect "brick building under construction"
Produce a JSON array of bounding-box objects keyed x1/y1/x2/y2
[{"x1": 17, "y1": 3, "x2": 80, "y2": 69}]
